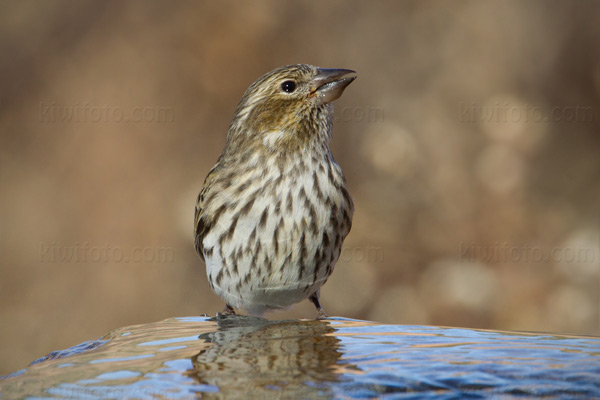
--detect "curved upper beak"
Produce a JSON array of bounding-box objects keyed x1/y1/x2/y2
[{"x1": 311, "y1": 68, "x2": 357, "y2": 105}]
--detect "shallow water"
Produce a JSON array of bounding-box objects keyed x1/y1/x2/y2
[{"x1": 1, "y1": 316, "x2": 599, "y2": 399}]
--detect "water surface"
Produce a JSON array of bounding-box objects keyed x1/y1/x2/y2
[{"x1": 1, "y1": 316, "x2": 599, "y2": 399}]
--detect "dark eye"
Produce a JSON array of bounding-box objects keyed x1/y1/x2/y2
[{"x1": 281, "y1": 80, "x2": 296, "y2": 93}]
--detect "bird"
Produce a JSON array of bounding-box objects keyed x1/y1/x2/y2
[{"x1": 194, "y1": 64, "x2": 355, "y2": 319}]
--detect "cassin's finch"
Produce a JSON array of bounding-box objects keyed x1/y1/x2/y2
[{"x1": 195, "y1": 64, "x2": 355, "y2": 318}]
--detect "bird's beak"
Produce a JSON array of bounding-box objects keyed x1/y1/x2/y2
[{"x1": 311, "y1": 68, "x2": 357, "y2": 105}]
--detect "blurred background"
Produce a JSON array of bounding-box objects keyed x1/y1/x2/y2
[{"x1": 1, "y1": 0, "x2": 599, "y2": 375}]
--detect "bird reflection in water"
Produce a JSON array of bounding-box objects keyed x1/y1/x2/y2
[{"x1": 187, "y1": 315, "x2": 346, "y2": 398}]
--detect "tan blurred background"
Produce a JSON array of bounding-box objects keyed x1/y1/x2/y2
[{"x1": 1, "y1": 0, "x2": 599, "y2": 375}]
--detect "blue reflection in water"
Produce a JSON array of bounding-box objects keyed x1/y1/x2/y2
[
  {"x1": 329, "y1": 323, "x2": 600, "y2": 398},
  {"x1": 139, "y1": 336, "x2": 199, "y2": 346},
  {"x1": 89, "y1": 354, "x2": 155, "y2": 364},
  {"x1": 0, "y1": 317, "x2": 598, "y2": 399}
]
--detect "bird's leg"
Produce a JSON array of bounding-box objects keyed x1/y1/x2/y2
[
  {"x1": 309, "y1": 291, "x2": 328, "y2": 320},
  {"x1": 219, "y1": 304, "x2": 235, "y2": 316}
]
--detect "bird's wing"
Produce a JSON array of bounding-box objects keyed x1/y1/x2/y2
[{"x1": 194, "y1": 164, "x2": 221, "y2": 263}]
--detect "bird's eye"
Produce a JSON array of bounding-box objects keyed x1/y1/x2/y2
[{"x1": 281, "y1": 80, "x2": 296, "y2": 93}]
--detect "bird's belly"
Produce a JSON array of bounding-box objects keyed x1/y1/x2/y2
[
  {"x1": 204, "y1": 203, "x2": 340, "y2": 314},
  {"x1": 202, "y1": 164, "x2": 349, "y2": 314}
]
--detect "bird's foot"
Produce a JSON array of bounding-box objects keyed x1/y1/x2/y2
[
  {"x1": 316, "y1": 307, "x2": 328, "y2": 320},
  {"x1": 309, "y1": 291, "x2": 328, "y2": 320},
  {"x1": 217, "y1": 304, "x2": 236, "y2": 318}
]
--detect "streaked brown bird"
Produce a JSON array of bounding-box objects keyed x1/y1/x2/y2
[{"x1": 194, "y1": 64, "x2": 355, "y2": 318}]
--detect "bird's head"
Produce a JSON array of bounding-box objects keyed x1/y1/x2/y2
[{"x1": 225, "y1": 64, "x2": 356, "y2": 155}]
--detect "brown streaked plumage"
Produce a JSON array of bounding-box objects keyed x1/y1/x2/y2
[{"x1": 194, "y1": 64, "x2": 356, "y2": 318}]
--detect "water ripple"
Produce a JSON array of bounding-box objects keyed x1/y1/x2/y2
[{"x1": 0, "y1": 316, "x2": 598, "y2": 399}]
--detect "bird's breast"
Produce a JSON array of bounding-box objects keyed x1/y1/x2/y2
[{"x1": 201, "y1": 152, "x2": 352, "y2": 299}]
